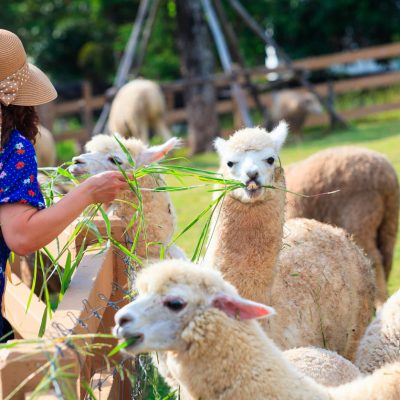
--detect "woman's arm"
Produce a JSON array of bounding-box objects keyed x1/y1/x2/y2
[{"x1": 0, "y1": 171, "x2": 130, "y2": 255}]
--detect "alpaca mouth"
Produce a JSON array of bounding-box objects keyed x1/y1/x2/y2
[
  {"x1": 121, "y1": 333, "x2": 144, "y2": 349},
  {"x1": 245, "y1": 180, "x2": 262, "y2": 197},
  {"x1": 68, "y1": 165, "x2": 87, "y2": 177}
]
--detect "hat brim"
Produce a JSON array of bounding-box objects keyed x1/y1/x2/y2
[{"x1": 12, "y1": 63, "x2": 57, "y2": 106}]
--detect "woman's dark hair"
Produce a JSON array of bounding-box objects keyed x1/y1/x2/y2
[{"x1": 1, "y1": 104, "x2": 39, "y2": 147}]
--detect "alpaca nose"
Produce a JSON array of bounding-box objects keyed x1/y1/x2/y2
[
  {"x1": 247, "y1": 171, "x2": 259, "y2": 180},
  {"x1": 72, "y1": 157, "x2": 85, "y2": 165},
  {"x1": 117, "y1": 314, "x2": 133, "y2": 328}
]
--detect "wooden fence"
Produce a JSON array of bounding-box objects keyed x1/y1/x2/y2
[
  {"x1": 0, "y1": 218, "x2": 135, "y2": 399},
  {"x1": 42, "y1": 41, "x2": 400, "y2": 144}
]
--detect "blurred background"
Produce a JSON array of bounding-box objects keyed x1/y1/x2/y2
[{"x1": 2, "y1": 0, "x2": 400, "y2": 289}]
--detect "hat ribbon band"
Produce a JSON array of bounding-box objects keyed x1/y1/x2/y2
[
  {"x1": 0, "y1": 62, "x2": 30, "y2": 107},
  {"x1": 0, "y1": 62, "x2": 30, "y2": 143}
]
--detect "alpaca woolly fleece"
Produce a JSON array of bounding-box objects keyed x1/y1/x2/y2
[
  {"x1": 284, "y1": 347, "x2": 361, "y2": 386},
  {"x1": 34, "y1": 125, "x2": 56, "y2": 167},
  {"x1": 207, "y1": 125, "x2": 375, "y2": 361},
  {"x1": 356, "y1": 289, "x2": 400, "y2": 373},
  {"x1": 108, "y1": 78, "x2": 171, "y2": 142},
  {"x1": 115, "y1": 260, "x2": 400, "y2": 400},
  {"x1": 285, "y1": 146, "x2": 399, "y2": 306},
  {"x1": 84, "y1": 134, "x2": 146, "y2": 159},
  {"x1": 215, "y1": 122, "x2": 288, "y2": 153}
]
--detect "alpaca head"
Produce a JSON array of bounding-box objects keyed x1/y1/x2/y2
[
  {"x1": 113, "y1": 259, "x2": 275, "y2": 354},
  {"x1": 301, "y1": 92, "x2": 323, "y2": 115},
  {"x1": 69, "y1": 135, "x2": 180, "y2": 176},
  {"x1": 214, "y1": 121, "x2": 288, "y2": 203}
]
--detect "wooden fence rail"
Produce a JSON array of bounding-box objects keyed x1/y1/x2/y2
[
  {"x1": 0, "y1": 218, "x2": 133, "y2": 399},
  {"x1": 43, "y1": 41, "x2": 400, "y2": 145}
]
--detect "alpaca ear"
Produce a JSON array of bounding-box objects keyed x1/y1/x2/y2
[
  {"x1": 214, "y1": 137, "x2": 227, "y2": 155},
  {"x1": 212, "y1": 294, "x2": 275, "y2": 321},
  {"x1": 137, "y1": 137, "x2": 181, "y2": 166},
  {"x1": 269, "y1": 120, "x2": 288, "y2": 152}
]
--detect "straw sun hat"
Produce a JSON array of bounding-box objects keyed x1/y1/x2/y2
[{"x1": 0, "y1": 29, "x2": 57, "y2": 138}]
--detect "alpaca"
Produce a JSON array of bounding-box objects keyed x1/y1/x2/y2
[
  {"x1": 69, "y1": 135, "x2": 184, "y2": 259},
  {"x1": 34, "y1": 125, "x2": 57, "y2": 167},
  {"x1": 114, "y1": 260, "x2": 400, "y2": 400},
  {"x1": 271, "y1": 90, "x2": 322, "y2": 138},
  {"x1": 284, "y1": 347, "x2": 361, "y2": 386},
  {"x1": 356, "y1": 289, "x2": 400, "y2": 373},
  {"x1": 108, "y1": 79, "x2": 171, "y2": 143},
  {"x1": 205, "y1": 122, "x2": 375, "y2": 361},
  {"x1": 285, "y1": 146, "x2": 399, "y2": 307}
]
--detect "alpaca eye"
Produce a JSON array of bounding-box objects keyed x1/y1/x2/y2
[
  {"x1": 163, "y1": 297, "x2": 187, "y2": 312},
  {"x1": 265, "y1": 157, "x2": 275, "y2": 165},
  {"x1": 227, "y1": 161, "x2": 235, "y2": 168},
  {"x1": 109, "y1": 156, "x2": 122, "y2": 165}
]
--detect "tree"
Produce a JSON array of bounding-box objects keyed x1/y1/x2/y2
[{"x1": 175, "y1": 0, "x2": 220, "y2": 154}]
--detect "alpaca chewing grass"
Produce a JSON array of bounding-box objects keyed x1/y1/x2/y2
[
  {"x1": 205, "y1": 122, "x2": 375, "y2": 361},
  {"x1": 114, "y1": 260, "x2": 400, "y2": 400}
]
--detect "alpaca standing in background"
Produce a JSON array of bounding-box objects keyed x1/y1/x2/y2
[
  {"x1": 206, "y1": 122, "x2": 375, "y2": 361},
  {"x1": 34, "y1": 125, "x2": 57, "y2": 167},
  {"x1": 285, "y1": 146, "x2": 399, "y2": 306},
  {"x1": 108, "y1": 79, "x2": 171, "y2": 143},
  {"x1": 271, "y1": 90, "x2": 322, "y2": 139}
]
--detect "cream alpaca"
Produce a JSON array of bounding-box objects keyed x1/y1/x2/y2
[
  {"x1": 108, "y1": 78, "x2": 171, "y2": 143},
  {"x1": 206, "y1": 122, "x2": 375, "y2": 361},
  {"x1": 114, "y1": 261, "x2": 400, "y2": 400},
  {"x1": 34, "y1": 125, "x2": 57, "y2": 167},
  {"x1": 285, "y1": 146, "x2": 399, "y2": 306},
  {"x1": 69, "y1": 134, "x2": 184, "y2": 259},
  {"x1": 356, "y1": 289, "x2": 400, "y2": 373}
]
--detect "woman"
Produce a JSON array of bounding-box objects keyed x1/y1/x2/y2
[{"x1": 0, "y1": 29, "x2": 129, "y2": 336}]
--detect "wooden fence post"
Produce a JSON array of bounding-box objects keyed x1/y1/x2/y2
[{"x1": 82, "y1": 80, "x2": 94, "y2": 145}]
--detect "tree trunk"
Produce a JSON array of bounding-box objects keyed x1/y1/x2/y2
[{"x1": 176, "y1": 0, "x2": 220, "y2": 154}]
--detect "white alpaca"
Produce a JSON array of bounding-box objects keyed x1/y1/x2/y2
[
  {"x1": 114, "y1": 260, "x2": 400, "y2": 400},
  {"x1": 108, "y1": 79, "x2": 171, "y2": 143},
  {"x1": 69, "y1": 135, "x2": 185, "y2": 260},
  {"x1": 356, "y1": 289, "x2": 400, "y2": 373},
  {"x1": 205, "y1": 122, "x2": 375, "y2": 361}
]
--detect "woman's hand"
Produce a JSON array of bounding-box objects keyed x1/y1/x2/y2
[
  {"x1": 0, "y1": 171, "x2": 131, "y2": 255},
  {"x1": 78, "y1": 171, "x2": 131, "y2": 205}
]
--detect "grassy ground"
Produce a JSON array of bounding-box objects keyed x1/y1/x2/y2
[{"x1": 166, "y1": 110, "x2": 400, "y2": 295}]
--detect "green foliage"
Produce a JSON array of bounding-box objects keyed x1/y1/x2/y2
[{"x1": 2, "y1": 0, "x2": 399, "y2": 85}]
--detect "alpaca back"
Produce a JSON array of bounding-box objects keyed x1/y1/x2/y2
[{"x1": 265, "y1": 218, "x2": 375, "y2": 361}]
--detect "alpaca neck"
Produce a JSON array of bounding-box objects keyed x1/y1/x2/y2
[
  {"x1": 172, "y1": 310, "x2": 327, "y2": 400},
  {"x1": 208, "y1": 174, "x2": 286, "y2": 305}
]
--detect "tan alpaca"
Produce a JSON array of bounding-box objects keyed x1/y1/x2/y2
[
  {"x1": 114, "y1": 260, "x2": 400, "y2": 400},
  {"x1": 108, "y1": 79, "x2": 171, "y2": 143},
  {"x1": 206, "y1": 123, "x2": 375, "y2": 361},
  {"x1": 34, "y1": 125, "x2": 56, "y2": 167},
  {"x1": 285, "y1": 146, "x2": 399, "y2": 306}
]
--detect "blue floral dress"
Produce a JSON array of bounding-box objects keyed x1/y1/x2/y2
[{"x1": 0, "y1": 129, "x2": 45, "y2": 335}]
